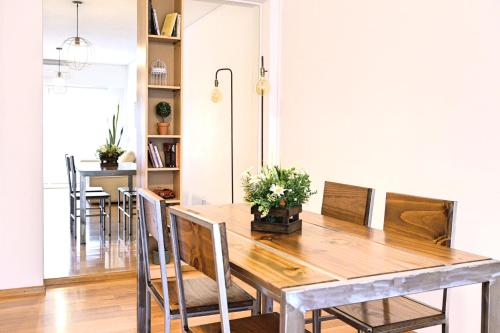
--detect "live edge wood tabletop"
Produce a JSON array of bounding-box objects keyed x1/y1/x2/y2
[{"x1": 138, "y1": 203, "x2": 500, "y2": 333}]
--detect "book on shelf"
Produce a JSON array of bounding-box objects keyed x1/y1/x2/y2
[
  {"x1": 148, "y1": 142, "x2": 165, "y2": 168},
  {"x1": 148, "y1": 142, "x2": 157, "y2": 167},
  {"x1": 152, "y1": 9, "x2": 160, "y2": 35},
  {"x1": 161, "y1": 13, "x2": 178, "y2": 37},
  {"x1": 175, "y1": 142, "x2": 180, "y2": 167},
  {"x1": 153, "y1": 144, "x2": 163, "y2": 167},
  {"x1": 148, "y1": 0, "x2": 154, "y2": 34},
  {"x1": 162, "y1": 142, "x2": 179, "y2": 168},
  {"x1": 172, "y1": 14, "x2": 181, "y2": 37},
  {"x1": 148, "y1": 142, "x2": 158, "y2": 167}
]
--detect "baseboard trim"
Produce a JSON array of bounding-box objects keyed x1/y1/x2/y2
[
  {"x1": 0, "y1": 285, "x2": 46, "y2": 298},
  {"x1": 44, "y1": 270, "x2": 137, "y2": 287}
]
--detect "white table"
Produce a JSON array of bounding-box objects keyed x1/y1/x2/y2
[{"x1": 77, "y1": 162, "x2": 136, "y2": 244}]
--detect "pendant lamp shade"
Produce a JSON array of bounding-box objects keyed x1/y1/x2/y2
[{"x1": 62, "y1": 1, "x2": 93, "y2": 71}]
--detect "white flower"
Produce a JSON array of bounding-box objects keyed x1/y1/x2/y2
[
  {"x1": 270, "y1": 184, "x2": 285, "y2": 196},
  {"x1": 249, "y1": 175, "x2": 259, "y2": 185}
]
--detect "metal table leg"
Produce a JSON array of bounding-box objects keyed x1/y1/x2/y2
[
  {"x1": 280, "y1": 301, "x2": 305, "y2": 333},
  {"x1": 262, "y1": 294, "x2": 274, "y2": 313},
  {"x1": 79, "y1": 174, "x2": 87, "y2": 244},
  {"x1": 482, "y1": 278, "x2": 500, "y2": 333},
  {"x1": 128, "y1": 175, "x2": 133, "y2": 192}
]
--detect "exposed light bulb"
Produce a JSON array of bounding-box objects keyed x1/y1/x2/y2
[
  {"x1": 52, "y1": 71, "x2": 67, "y2": 94},
  {"x1": 256, "y1": 76, "x2": 270, "y2": 96},
  {"x1": 211, "y1": 87, "x2": 223, "y2": 103}
]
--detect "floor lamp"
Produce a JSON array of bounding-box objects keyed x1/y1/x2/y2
[
  {"x1": 211, "y1": 68, "x2": 234, "y2": 204},
  {"x1": 256, "y1": 56, "x2": 270, "y2": 168}
]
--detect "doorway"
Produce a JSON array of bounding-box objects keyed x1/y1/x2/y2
[{"x1": 42, "y1": 0, "x2": 138, "y2": 279}]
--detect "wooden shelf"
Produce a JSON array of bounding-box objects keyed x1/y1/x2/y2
[
  {"x1": 148, "y1": 135, "x2": 181, "y2": 139},
  {"x1": 148, "y1": 167, "x2": 180, "y2": 172},
  {"x1": 148, "y1": 85, "x2": 181, "y2": 91},
  {"x1": 148, "y1": 35, "x2": 181, "y2": 43},
  {"x1": 139, "y1": 0, "x2": 183, "y2": 201}
]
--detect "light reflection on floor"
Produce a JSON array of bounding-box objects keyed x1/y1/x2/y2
[{"x1": 44, "y1": 188, "x2": 136, "y2": 279}]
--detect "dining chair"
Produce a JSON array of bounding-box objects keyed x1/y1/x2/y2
[
  {"x1": 325, "y1": 192, "x2": 457, "y2": 333},
  {"x1": 117, "y1": 186, "x2": 136, "y2": 236},
  {"x1": 65, "y1": 154, "x2": 104, "y2": 193},
  {"x1": 66, "y1": 155, "x2": 112, "y2": 237},
  {"x1": 313, "y1": 181, "x2": 375, "y2": 332},
  {"x1": 137, "y1": 189, "x2": 258, "y2": 333},
  {"x1": 321, "y1": 181, "x2": 375, "y2": 226},
  {"x1": 168, "y1": 204, "x2": 280, "y2": 333}
]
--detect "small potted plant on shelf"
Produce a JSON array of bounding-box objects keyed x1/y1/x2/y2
[
  {"x1": 156, "y1": 101, "x2": 172, "y2": 135},
  {"x1": 241, "y1": 165, "x2": 316, "y2": 234},
  {"x1": 96, "y1": 105, "x2": 125, "y2": 167}
]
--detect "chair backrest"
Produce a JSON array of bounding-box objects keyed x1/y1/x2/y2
[
  {"x1": 321, "y1": 181, "x2": 374, "y2": 226},
  {"x1": 65, "y1": 155, "x2": 77, "y2": 192},
  {"x1": 169, "y1": 206, "x2": 232, "y2": 333},
  {"x1": 384, "y1": 192, "x2": 456, "y2": 247},
  {"x1": 137, "y1": 189, "x2": 170, "y2": 309}
]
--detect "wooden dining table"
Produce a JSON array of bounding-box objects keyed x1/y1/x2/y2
[{"x1": 136, "y1": 203, "x2": 500, "y2": 332}]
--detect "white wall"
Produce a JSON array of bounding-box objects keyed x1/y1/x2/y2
[
  {"x1": 278, "y1": 1, "x2": 500, "y2": 332},
  {"x1": 183, "y1": 1, "x2": 260, "y2": 204},
  {"x1": 43, "y1": 63, "x2": 137, "y2": 185},
  {"x1": 0, "y1": 0, "x2": 44, "y2": 289}
]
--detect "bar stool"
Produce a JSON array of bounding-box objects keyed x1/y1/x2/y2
[{"x1": 117, "y1": 186, "x2": 136, "y2": 235}]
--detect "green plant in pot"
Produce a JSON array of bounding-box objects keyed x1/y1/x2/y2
[
  {"x1": 156, "y1": 101, "x2": 172, "y2": 135},
  {"x1": 242, "y1": 165, "x2": 316, "y2": 234},
  {"x1": 96, "y1": 105, "x2": 124, "y2": 167}
]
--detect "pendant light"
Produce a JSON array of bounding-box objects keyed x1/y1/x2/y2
[
  {"x1": 62, "y1": 1, "x2": 93, "y2": 71},
  {"x1": 53, "y1": 47, "x2": 67, "y2": 94}
]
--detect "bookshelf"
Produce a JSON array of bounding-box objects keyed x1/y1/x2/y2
[{"x1": 138, "y1": 0, "x2": 183, "y2": 202}]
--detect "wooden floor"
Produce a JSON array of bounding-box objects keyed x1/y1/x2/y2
[
  {"x1": 0, "y1": 277, "x2": 356, "y2": 333},
  {"x1": 44, "y1": 188, "x2": 136, "y2": 279}
]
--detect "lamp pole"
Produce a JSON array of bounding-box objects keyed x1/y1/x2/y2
[{"x1": 214, "y1": 68, "x2": 234, "y2": 204}]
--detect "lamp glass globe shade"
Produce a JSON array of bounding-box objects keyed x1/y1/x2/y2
[
  {"x1": 211, "y1": 87, "x2": 223, "y2": 103},
  {"x1": 62, "y1": 36, "x2": 93, "y2": 71},
  {"x1": 256, "y1": 77, "x2": 271, "y2": 96}
]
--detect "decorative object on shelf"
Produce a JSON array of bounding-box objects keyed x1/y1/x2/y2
[
  {"x1": 256, "y1": 56, "x2": 270, "y2": 168},
  {"x1": 151, "y1": 59, "x2": 167, "y2": 85},
  {"x1": 242, "y1": 165, "x2": 316, "y2": 234},
  {"x1": 211, "y1": 68, "x2": 234, "y2": 203},
  {"x1": 156, "y1": 101, "x2": 172, "y2": 135},
  {"x1": 96, "y1": 105, "x2": 124, "y2": 167},
  {"x1": 52, "y1": 47, "x2": 66, "y2": 94},
  {"x1": 152, "y1": 188, "x2": 176, "y2": 200},
  {"x1": 61, "y1": 1, "x2": 93, "y2": 71}
]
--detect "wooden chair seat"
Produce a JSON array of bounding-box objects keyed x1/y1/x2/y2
[
  {"x1": 189, "y1": 312, "x2": 280, "y2": 333},
  {"x1": 151, "y1": 274, "x2": 254, "y2": 315},
  {"x1": 118, "y1": 186, "x2": 137, "y2": 193},
  {"x1": 77, "y1": 186, "x2": 104, "y2": 192},
  {"x1": 328, "y1": 296, "x2": 445, "y2": 332},
  {"x1": 72, "y1": 191, "x2": 111, "y2": 199}
]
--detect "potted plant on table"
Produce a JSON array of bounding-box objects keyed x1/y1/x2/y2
[
  {"x1": 96, "y1": 105, "x2": 124, "y2": 167},
  {"x1": 241, "y1": 165, "x2": 316, "y2": 234},
  {"x1": 156, "y1": 101, "x2": 172, "y2": 135}
]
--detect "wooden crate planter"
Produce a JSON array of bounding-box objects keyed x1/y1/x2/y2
[{"x1": 251, "y1": 205, "x2": 302, "y2": 234}]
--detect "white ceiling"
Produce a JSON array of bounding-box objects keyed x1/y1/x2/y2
[{"x1": 43, "y1": 0, "x2": 137, "y2": 65}]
